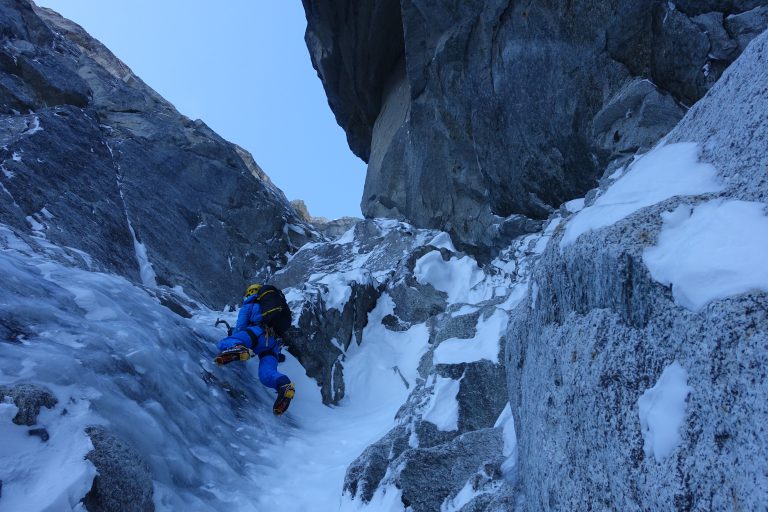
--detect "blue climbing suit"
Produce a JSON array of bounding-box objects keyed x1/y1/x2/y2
[{"x1": 217, "y1": 295, "x2": 290, "y2": 390}]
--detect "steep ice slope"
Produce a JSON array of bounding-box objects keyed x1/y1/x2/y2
[{"x1": 0, "y1": 224, "x2": 302, "y2": 511}]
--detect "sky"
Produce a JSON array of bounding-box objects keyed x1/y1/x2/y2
[{"x1": 35, "y1": 0, "x2": 367, "y2": 220}]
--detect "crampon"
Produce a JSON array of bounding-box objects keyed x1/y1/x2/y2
[
  {"x1": 273, "y1": 382, "x2": 295, "y2": 416},
  {"x1": 214, "y1": 346, "x2": 254, "y2": 366}
]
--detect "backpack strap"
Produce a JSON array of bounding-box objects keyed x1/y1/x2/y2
[{"x1": 244, "y1": 328, "x2": 261, "y2": 349}]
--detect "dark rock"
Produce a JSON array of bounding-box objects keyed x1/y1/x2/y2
[
  {"x1": 725, "y1": 6, "x2": 768, "y2": 50},
  {"x1": 304, "y1": 1, "x2": 767, "y2": 253},
  {"x1": 592, "y1": 78, "x2": 686, "y2": 159},
  {"x1": 394, "y1": 428, "x2": 504, "y2": 512},
  {"x1": 0, "y1": 2, "x2": 314, "y2": 308},
  {"x1": 650, "y1": 4, "x2": 710, "y2": 105},
  {"x1": 0, "y1": 383, "x2": 57, "y2": 425},
  {"x1": 28, "y1": 427, "x2": 49, "y2": 442},
  {"x1": 84, "y1": 426, "x2": 154, "y2": 512},
  {"x1": 674, "y1": 0, "x2": 768, "y2": 16},
  {"x1": 344, "y1": 425, "x2": 410, "y2": 503},
  {"x1": 693, "y1": 12, "x2": 741, "y2": 61}
]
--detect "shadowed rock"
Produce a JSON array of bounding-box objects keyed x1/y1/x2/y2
[
  {"x1": 303, "y1": 0, "x2": 768, "y2": 254},
  {"x1": 84, "y1": 426, "x2": 154, "y2": 512}
]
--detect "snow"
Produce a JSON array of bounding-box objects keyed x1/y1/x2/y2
[
  {"x1": 427, "y1": 231, "x2": 456, "y2": 251},
  {"x1": 0, "y1": 223, "x2": 433, "y2": 511},
  {"x1": 643, "y1": 200, "x2": 768, "y2": 311},
  {"x1": 433, "y1": 309, "x2": 508, "y2": 365},
  {"x1": 413, "y1": 250, "x2": 487, "y2": 304},
  {"x1": 0, "y1": 225, "x2": 288, "y2": 510},
  {"x1": 637, "y1": 362, "x2": 692, "y2": 462},
  {"x1": 560, "y1": 143, "x2": 724, "y2": 248},
  {"x1": 563, "y1": 198, "x2": 585, "y2": 213},
  {"x1": 252, "y1": 293, "x2": 430, "y2": 510},
  {"x1": 11, "y1": 151, "x2": 22, "y2": 162},
  {"x1": 441, "y1": 480, "x2": 480, "y2": 512},
  {"x1": 25, "y1": 215, "x2": 45, "y2": 232},
  {"x1": 0, "y1": 395, "x2": 98, "y2": 512},
  {"x1": 422, "y1": 376, "x2": 461, "y2": 431},
  {"x1": 341, "y1": 482, "x2": 405, "y2": 512},
  {"x1": 334, "y1": 226, "x2": 356, "y2": 245},
  {"x1": 24, "y1": 116, "x2": 43, "y2": 135}
]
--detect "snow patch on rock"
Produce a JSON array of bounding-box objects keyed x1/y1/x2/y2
[
  {"x1": 414, "y1": 250, "x2": 487, "y2": 304},
  {"x1": 644, "y1": 200, "x2": 768, "y2": 311},
  {"x1": 433, "y1": 309, "x2": 509, "y2": 365},
  {"x1": 638, "y1": 362, "x2": 692, "y2": 462},
  {"x1": 561, "y1": 142, "x2": 724, "y2": 248},
  {"x1": 422, "y1": 376, "x2": 461, "y2": 432}
]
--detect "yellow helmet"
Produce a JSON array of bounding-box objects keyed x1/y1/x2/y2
[{"x1": 244, "y1": 283, "x2": 262, "y2": 299}]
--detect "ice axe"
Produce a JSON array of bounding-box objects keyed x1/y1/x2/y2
[{"x1": 215, "y1": 318, "x2": 233, "y2": 336}]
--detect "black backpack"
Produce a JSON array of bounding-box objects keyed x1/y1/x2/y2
[{"x1": 254, "y1": 285, "x2": 292, "y2": 336}]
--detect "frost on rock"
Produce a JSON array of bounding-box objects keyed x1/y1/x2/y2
[
  {"x1": 643, "y1": 200, "x2": 768, "y2": 311},
  {"x1": 637, "y1": 362, "x2": 692, "y2": 462},
  {"x1": 560, "y1": 142, "x2": 724, "y2": 248}
]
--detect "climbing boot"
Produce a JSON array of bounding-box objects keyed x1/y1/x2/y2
[
  {"x1": 273, "y1": 382, "x2": 295, "y2": 416},
  {"x1": 214, "y1": 346, "x2": 254, "y2": 366}
]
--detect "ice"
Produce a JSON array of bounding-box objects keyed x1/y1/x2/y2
[
  {"x1": 560, "y1": 143, "x2": 724, "y2": 248},
  {"x1": 643, "y1": 200, "x2": 768, "y2": 311},
  {"x1": 126, "y1": 218, "x2": 157, "y2": 288},
  {"x1": 433, "y1": 309, "x2": 508, "y2": 365},
  {"x1": 413, "y1": 250, "x2": 487, "y2": 304},
  {"x1": 637, "y1": 362, "x2": 692, "y2": 462},
  {"x1": 422, "y1": 376, "x2": 461, "y2": 432},
  {"x1": 494, "y1": 404, "x2": 518, "y2": 479}
]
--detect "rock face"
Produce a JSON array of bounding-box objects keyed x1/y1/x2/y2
[
  {"x1": 506, "y1": 31, "x2": 768, "y2": 511},
  {"x1": 83, "y1": 426, "x2": 154, "y2": 512},
  {"x1": 273, "y1": 217, "x2": 549, "y2": 509},
  {"x1": 303, "y1": 0, "x2": 768, "y2": 254},
  {"x1": 272, "y1": 219, "x2": 446, "y2": 404},
  {"x1": 0, "y1": 1, "x2": 313, "y2": 308}
]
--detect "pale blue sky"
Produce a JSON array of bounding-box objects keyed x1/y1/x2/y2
[{"x1": 36, "y1": 0, "x2": 366, "y2": 220}]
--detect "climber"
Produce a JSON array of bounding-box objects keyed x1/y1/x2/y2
[{"x1": 215, "y1": 283, "x2": 295, "y2": 416}]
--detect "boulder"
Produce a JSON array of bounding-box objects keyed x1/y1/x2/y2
[
  {"x1": 84, "y1": 426, "x2": 154, "y2": 512},
  {"x1": 0, "y1": 383, "x2": 57, "y2": 425}
]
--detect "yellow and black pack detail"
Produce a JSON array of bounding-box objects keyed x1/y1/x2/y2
[{"x1": 252, "y1": 284, "x2": 292, "y2": 336}]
